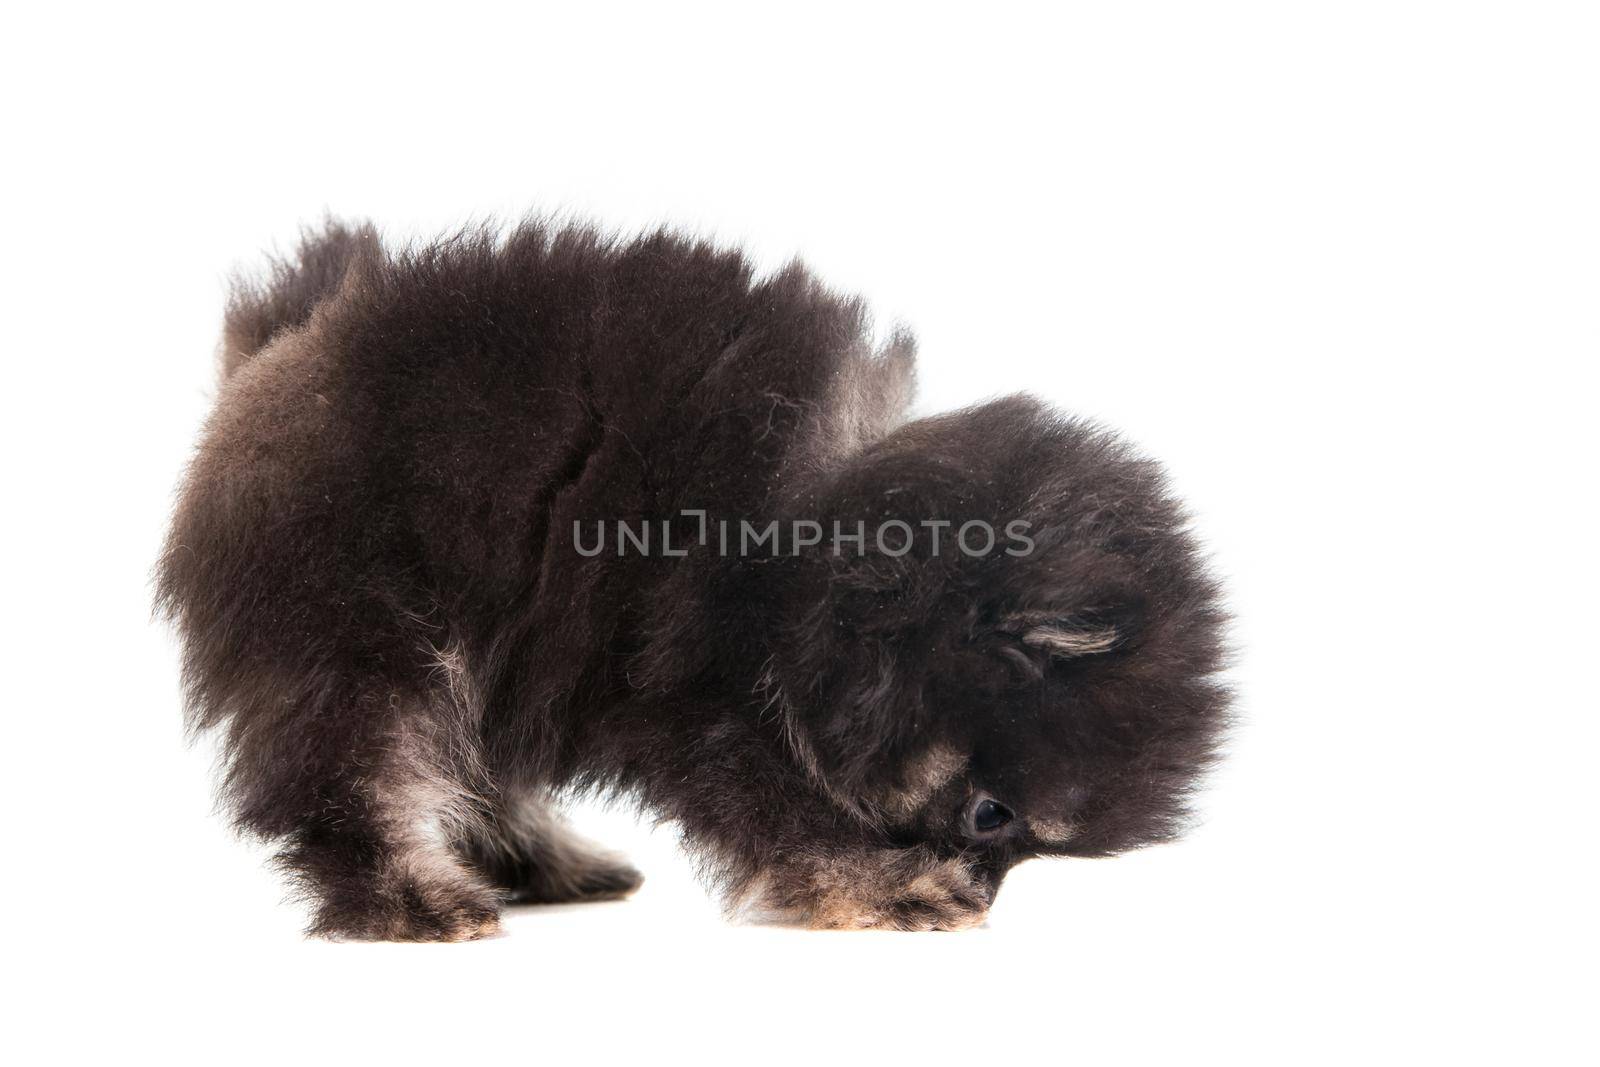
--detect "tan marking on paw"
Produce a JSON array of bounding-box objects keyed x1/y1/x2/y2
[
  {"x1": 396, "y1": 908, "x2": 502, "y2": 943},
  {"x1": 452, "y1": 914, "x2": 502, "y2": 942},
  {"x1": 753, "y1": 849, "x2": 990, "y2": 932}
]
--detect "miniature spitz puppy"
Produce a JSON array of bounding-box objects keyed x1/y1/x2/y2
[{"x1": 158, "y1": 219, "x2": 1229, "y2": 940}]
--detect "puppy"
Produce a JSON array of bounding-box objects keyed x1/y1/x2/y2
[{"x1": 157, "y1": 219, "x2": 1229, "y2": 940}]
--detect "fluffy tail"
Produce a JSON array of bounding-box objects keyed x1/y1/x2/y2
[{"x1": 220, "y1": 219, "x2": 379, "y2": 377}]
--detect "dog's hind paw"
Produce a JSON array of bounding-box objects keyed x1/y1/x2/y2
[{"x1": 310, "y1": 879, "x2": 503, "y2": 943}]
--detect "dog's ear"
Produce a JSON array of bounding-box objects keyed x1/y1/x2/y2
[
  {"x1": 997, "y1": 595, "x2": 1143, "y2": 661},
  {"x1": 1002, "y1": 611, "x2": 1123, "y2": 657}
]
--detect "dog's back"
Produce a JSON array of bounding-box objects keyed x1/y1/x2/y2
[{"x1": 156, "y1": 219, "x2": 914, "y2": 937}]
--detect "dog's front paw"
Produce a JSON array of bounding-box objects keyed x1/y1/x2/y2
[
  {"x1": 812, "y1": 860, "x2": 990, "y2": 931},
  {"x1": 758, "y1": 850, "x2": 990, "y2": 931}
]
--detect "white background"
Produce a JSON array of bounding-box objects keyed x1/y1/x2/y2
[{"x1": 5, "y1": 2, "x2": 1595, "y2": 1063}]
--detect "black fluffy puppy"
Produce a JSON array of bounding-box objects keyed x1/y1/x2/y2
[{"x1": 158, "y1": 220, "x2": 1229, "y2": 939}]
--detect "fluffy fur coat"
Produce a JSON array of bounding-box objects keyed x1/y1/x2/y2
[{"x1": 158, "y1": 219, "x2": 1229, "y2": 939}]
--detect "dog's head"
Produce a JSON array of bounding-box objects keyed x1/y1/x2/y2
[{"x1": 770, "y1": 395, "x2": 1230, "y2": 899}]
